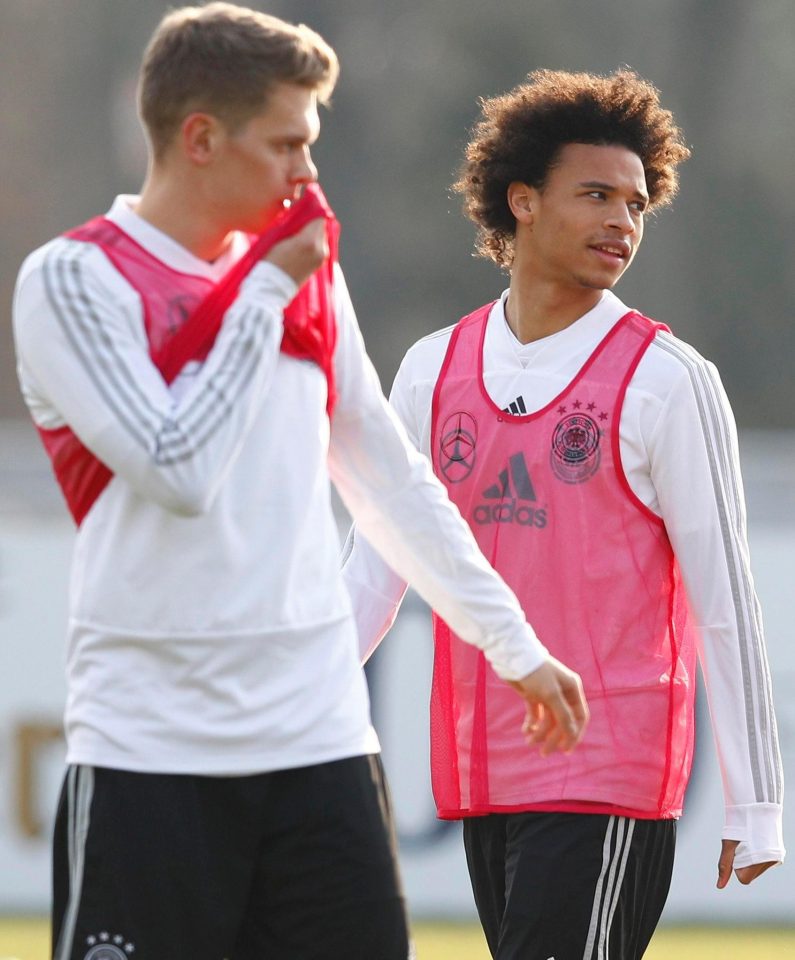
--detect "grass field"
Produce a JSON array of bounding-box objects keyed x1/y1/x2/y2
[
  {"x1": 2, "y1": 918, "x2": 794, "y2": 959},
  {"x1": 414, "y1": 922, "x2": 795, "y2": 959}
]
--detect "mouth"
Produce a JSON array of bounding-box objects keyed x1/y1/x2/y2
[
  {"x1": 589, "y1": 240, "x2": 631, "y2": 263},
  {"x1": 280, "y1": 188, "x2": 303, "y2": 210}
]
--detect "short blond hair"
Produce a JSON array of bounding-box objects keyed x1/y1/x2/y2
[{"x1": 139, "y1": 2, "x2": 339, "y2": 158}]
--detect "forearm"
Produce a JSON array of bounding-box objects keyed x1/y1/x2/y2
[
  {"x1": 340, "y1": 526, "x2": 409, "y2": 663},
  {"x1": 331, "y1": 404, "x2": 546, "y2": 680},
  {"x1": 16, "y1": 248, "x2": 294, "y2": 515},
  {"x1": 650, "y1": 352, "x2": 784, "y2": 863},
  {"x1": 330, "y1": 269, "x2": 546, "y2": 680},
  {"x1": 95, "y1": 265, "x2": 291, "y2": 514},
  {"x1": 698, "y1": 622, "x2": 784, "y2": 863}
]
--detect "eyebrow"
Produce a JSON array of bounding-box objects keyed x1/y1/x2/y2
[{"x1": 579, "y1": 180, "x2": 649, "y2": 202}]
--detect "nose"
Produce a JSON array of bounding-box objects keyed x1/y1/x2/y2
[
  {"x1": 605, "y1": 202, "x2": 636, "y2": 236},
  {"x1": 293, "y1": 145, "x2": 317, "y2": 184}
]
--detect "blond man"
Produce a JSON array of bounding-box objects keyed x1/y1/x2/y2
[{"x1": 13, "y1": 6, "x2": 587, "y2": 958}]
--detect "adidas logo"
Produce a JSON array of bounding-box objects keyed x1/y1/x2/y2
[
  {"x1": 473, "y1": 452, "x2": 547, "y2": 528},
  {"x1": 502, "y1": 394, "x2": 527, "y2": 416}
]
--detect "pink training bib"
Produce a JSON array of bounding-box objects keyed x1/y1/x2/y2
[
  {"x1": 36, "y1": 185, "x2": 339, "y2": 526},
  {"x1": 430, "y1": 303, "x2": 696, "y2": 820}
]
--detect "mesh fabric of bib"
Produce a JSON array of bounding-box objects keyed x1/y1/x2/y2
[{"x1": 430, "y1": 303, "x2": 696, "y2": 820}]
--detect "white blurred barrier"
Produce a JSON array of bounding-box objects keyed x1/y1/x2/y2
[
  {"x1": 371, "y1": 529, "x2": 795, "y2": 922},
  {"x1": 0, "y1": 425, "x2": 792, "y2": 920},
  {"x1": 0, "y1": 512, "x2": 70, "y2": 910}
]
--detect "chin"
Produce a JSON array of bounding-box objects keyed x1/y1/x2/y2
[
  {"x1": 236, "y1": 203, "x2": 284, "y2": 235},
  {"x1": 577, "y1": 276, "x2": 615, "y2": 291}
]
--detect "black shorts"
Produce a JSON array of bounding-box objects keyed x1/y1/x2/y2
[
  {"x1": 52, "y1": 755, "x2": 409, "y2": 960},
  {"x1": 463, "y1": 811, "x2": 676, "y2": 960}
]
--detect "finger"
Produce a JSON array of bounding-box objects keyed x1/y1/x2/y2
[
  {"x1": 302, "y1": 216, "x2": 327, "y2": 235},
  {"x1": 295, "y1": 217, "x2": 328, "y2": 249},
  {"x1": 545, "y1": 690, "x2": 580, "y2": 752},
  {"x1": 564, "y1": 678, "x2": 590, "y2": 739},
  {"x1": 717, "y1": 839, "x2": 739, "y2": 889},
  {"x1": 735, "y1": 861, "x2": 777, "y2": 885},
  {"x1": 538, "y1": 724, "x2": 568, "y2": 758},
  {"x1": 734, "y1": 865, "x2": 756, "y2": 886},
  {"x1": 524, "y1": 706, "x2": 554, "y2": 746},
  {"x1": 522, "y1": 702, "x2": 543, "y2": 736},
  {"x1": 530, "y1": 696, "x2": 576, "y2": 755}
]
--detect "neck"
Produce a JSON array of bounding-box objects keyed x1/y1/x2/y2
[
  {"x1": 135, "y1": 170, "x2": 233, "y2": 263},
  {"x1": 505, "y1": 261, "x2": 604, "y2": 345}
]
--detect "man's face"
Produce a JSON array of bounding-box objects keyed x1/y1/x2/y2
[
  {"x1": 210, "y1": 83, "x2": 320, "y2": 234},
  {"x1": 520, "y1": 142, "x2": 648, "y2": 290}
]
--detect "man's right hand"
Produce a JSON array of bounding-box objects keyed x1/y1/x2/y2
[
  {"x1": 507, "y1": 656, "x2": 589, "y2": 756},
  {"x1": 265, "y1": 217, "x2": 328, "y2": 288}
]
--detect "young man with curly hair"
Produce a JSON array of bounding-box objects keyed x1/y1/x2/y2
[
  {"x1": 13, "y1": 8, "x2": 589, "y2": 959},
  {"x1": 343, "y1": 68, "x2": 785, "y2": 959}
]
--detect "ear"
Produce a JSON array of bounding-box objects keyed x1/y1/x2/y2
[
  {"x1": 180, "y1": 112, "x2": 224, "y2": 166},
  {"x1": 507, "y1": 182, "x2": 535, "y2": 225}
]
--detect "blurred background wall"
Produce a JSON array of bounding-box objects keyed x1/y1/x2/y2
[
  {"x1": 1, "y1": 0, "x2": 793, "y2": 923},
  {"x1": 2, "y1": 0, "x2": 795, "y2": 418}
]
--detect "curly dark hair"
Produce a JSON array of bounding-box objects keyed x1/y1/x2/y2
[{"x1": 453, "y1": 68, "x2": 691, "y2": 268}]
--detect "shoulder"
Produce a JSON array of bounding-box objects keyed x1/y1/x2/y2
[
  {"x1": 395, "y1": 298, "x2": 500, "y2": 393},
  {"x1": 16, "y1": 235, "x2": 83, "y2": 288},
  {"x1": 397, "y1": 322, "x2": 457, "y2": 385},
  {"x1": 649, "y1": 326, "x2": 715, "y2": 373},
  {"x1": 14, "y1": 236, "x2": 93, "y2": 337},
  {"x1": 634, "y1": 325, "x2": 724, "y2": 402},
  {"x1": 14, "y1": 231, "x2": 144, "y2": 357},
  {"x1": 403, "y1": 321, "x2": 457, "y2": 360},
  {"x1": 16, "y1": 231, "x2": 130, "y2": 301},
  {"x1": 628, "y1": 325, "x2": 739, "y2": 452}
]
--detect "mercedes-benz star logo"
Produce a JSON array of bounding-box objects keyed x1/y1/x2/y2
[{"x1": 439, "y1": 412, "x2": 478, "y2": 483}]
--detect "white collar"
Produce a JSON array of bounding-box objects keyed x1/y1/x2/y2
[
  {"x1": 486, "y1": 289, "x2": 632, "y2": 370},
  {"x1": 105, "y1": 195, "x2": 250, "y2": 282}
]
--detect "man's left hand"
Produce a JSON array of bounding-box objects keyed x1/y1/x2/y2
[{"x1": 716, "y1": 839, "x2": 778, "y2": 888}]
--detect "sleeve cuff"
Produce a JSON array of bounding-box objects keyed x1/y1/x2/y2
[
  {"x1": 723, "y1": 802, "x2": 786, "y2": 866},
  {"x1": 243, "y1": 261, "x2": 299, "y2": 304},
  {"x1": 488, "y1": 625, "x2": 549, "y2": 682}
]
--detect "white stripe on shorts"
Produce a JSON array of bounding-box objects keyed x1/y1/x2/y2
[
  {"x1": 581, "y1": 816, "x2": 636, "y2": 960},
  {"x1": 54, "y1": 766, "x2": 95, "y2": 960}
]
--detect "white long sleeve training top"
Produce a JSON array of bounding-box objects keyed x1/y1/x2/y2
[
  {"x1": 341, "y1": 290, "x2": 785, "y2": 868},
  {"x1": 12, "y1": 196, "x2": 548, "y2": 777}
]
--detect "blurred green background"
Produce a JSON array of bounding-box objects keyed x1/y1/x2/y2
[{"x1": 1, "y1": 0, "x2": 794, "y2": 423}]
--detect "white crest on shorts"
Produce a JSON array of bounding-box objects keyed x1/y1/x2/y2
[{"x1": 83, "y1": 931, "x2": 136, "y2": 959}]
